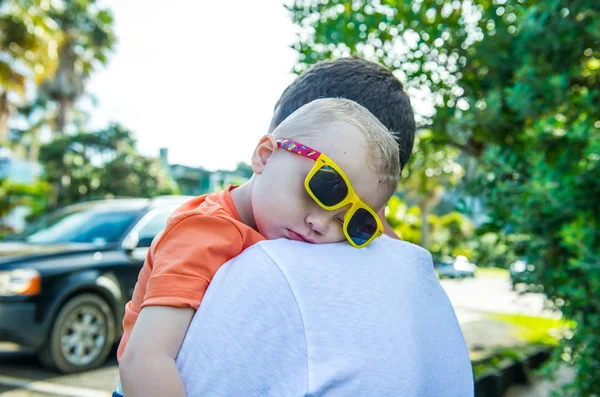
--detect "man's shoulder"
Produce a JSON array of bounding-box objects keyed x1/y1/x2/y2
[
  {"x1": 228, "y1": 238, "x2": 472, "y2": 396},
  {"x1": 228, "y1": 237, "x2": 439, "y2": 310},
  {"x1": 250, "y1": 236, "x2": 434, "y2": 275},
  {"x1": 254, "y1": 235, "x2": 428, "y2": 255},
  {"x1": 207, "y1": 239, "x2": 473, "y2": 397}
]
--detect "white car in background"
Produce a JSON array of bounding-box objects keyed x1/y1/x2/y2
[{"x1": 435, "y1": 255, "x2": 478, "y2": 279}]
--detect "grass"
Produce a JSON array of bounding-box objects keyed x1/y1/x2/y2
[
  {"x1": 488, "y1": 313, "x2": 575, "y2": 346},
  {"x1": 471, "y1": 345, "x2": 539, "y2": 378},
  {"x1": 475, "y1": 267, "x2": 510, "y2": 279},
  {"x1": 471, "y1": 314, "x2": 575, "y2": 379}
]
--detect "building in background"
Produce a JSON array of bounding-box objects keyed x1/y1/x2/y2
[
  {"x1": 159, "y1": 148, "x2": 250, "y2": 196},
  {"x1": 0, "y1": 146, "x2": 43, "y2": 184}
]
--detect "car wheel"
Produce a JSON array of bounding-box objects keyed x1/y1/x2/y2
[{"x1": 39, "y1": 293, "x2": 116, "y2": 373}]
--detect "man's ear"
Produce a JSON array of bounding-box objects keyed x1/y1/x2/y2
[{"x1": 251, "y1": 134, "x2": 277, "y2": 174}]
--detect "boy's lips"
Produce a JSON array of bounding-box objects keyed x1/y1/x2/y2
[{"x1": 287, "y1": 229, "x2": 314, "y2": 243}]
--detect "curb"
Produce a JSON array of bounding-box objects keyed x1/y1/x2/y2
[{"x1": 474, "y1": 347, "x2": 552, "y2": 397}]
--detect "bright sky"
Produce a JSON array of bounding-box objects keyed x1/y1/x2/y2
[{"x1": 88, "y1": 1, "x2": 298, "y2": 171}]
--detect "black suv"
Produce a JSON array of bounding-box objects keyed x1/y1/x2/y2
[{"x1": 0, "y1": 196, "x2": 191, "y2": 373}]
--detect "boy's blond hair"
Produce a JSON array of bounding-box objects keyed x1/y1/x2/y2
[{"x1": 272, "y1": 98, "x2": 400, "y2": 192}]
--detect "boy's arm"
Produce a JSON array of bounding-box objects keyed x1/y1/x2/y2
[
  {"x1": 119, "y1": 306, "x2": 195, "y2": 397},
  {"x1": 118, "y1": 214, "x2": 245, "y2": 395}
]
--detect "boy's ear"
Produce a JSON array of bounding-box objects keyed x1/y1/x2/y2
[{"x1": 251, "y1": 134, "x2": 277, "y2": 174}]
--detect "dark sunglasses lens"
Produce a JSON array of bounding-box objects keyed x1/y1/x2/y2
[
  {"x1": 308, "y1": 165, "x2": 349, "y2": 206},
  {"x1": 347, "y1": 208, "x2": 378, "y2": 246}
]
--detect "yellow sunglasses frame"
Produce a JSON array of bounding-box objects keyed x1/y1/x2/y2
[{"x1": 303, "y1": 153, "x2": 384, "y2": 249}]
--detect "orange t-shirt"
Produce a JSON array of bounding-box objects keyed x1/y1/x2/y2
[{"x1": 117, "y1": 186, "x2": 265, "y2": 361}]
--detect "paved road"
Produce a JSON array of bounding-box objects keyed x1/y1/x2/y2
[
  {"x1": 0, "y1": 348, "x2": 116, "y2": 397},
  {"x1": 0, "y1": 276, "x2": 549, "y2": 396},
  {"x1": 442, "y1": 276, "x2": 552, "y2": 320}
]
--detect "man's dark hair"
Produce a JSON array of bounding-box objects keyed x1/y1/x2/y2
[{"x1": 269, "y1": 57, "x2": 416, "y2": 170}]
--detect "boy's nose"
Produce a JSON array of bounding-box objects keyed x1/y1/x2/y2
[{"x1": 305, "y1": 212, "x2": 330, "y2": 236}]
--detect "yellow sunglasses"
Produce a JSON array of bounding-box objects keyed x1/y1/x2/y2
[{"x1": 277, "y1": 138, "x2": 384, "y2": 248}]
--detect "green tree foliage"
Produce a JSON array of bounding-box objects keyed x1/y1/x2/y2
[
  {"x1": 0, "y1": 179, "x2": 49, "y2": 234},
  {"x1": 39, "y1": 123, "x2": 179, "y2": 208},
  {"x1": 234, "y1": 162, "x2": 254, "y2": 179},
  {"x1": 0, "y1": 0, "x2": 60, "y2": 143},
  {"x1": 399, "y1": 129, "x2": 464, "y2": 249},
  {"x1": 39, "y1": 0, "x2": 116, "y2": 134},
  {"x1": 386, "y1": 195, "x2": 474, "y2": 261},
  {"x1": 289, "y1": 0, "x2": 600, "y2": 393},
  {"x1": 1, "y1": 1, "x2": 173, "y2": 218}
]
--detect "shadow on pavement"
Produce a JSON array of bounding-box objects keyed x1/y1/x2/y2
[{"x1": 0, "y1": 345, "x2": 118, "y2": 395}]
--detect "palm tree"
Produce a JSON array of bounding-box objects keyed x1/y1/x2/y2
[
  {"x1": 41, "y1": 0, "x2": 116, "y2": 135},
  {"x1": 15, "y1": 95, "x2": 51, "y2": 161},
  {"x1": 34, "y1": 0, "x2": 116, "y2": 207},
  {"x1": 0, "y1": 0, "x2": 59, "y2": 144}
]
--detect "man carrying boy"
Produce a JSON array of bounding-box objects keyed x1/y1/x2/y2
[
  {"x1": 118, "y1": 57, "x2": 473, "y2": 397},
  {"x1": 119, "y1": 97, "x2": 402, "y2": 396},
  {"x1": 173, "y1": 58, "x2": 472, "y2": 396}
]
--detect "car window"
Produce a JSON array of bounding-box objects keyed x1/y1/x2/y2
[
  {"x1": 26, "y1": 210, "x2": 140, "y2": 245},
  {"x1": 137, "y1": 211, "x2": 172, "y2": 242}
]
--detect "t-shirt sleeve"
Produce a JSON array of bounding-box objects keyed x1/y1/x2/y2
[
  {"x1": 175, "y1": 245, "x2": 308, "y2": 396},
  {"x1": 142, "y1": 214, "x2": 244, "y2": 310}
]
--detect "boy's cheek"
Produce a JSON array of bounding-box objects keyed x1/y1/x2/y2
[{"x1": 323, "y1": 227, "x2": 346, "y2": 245}]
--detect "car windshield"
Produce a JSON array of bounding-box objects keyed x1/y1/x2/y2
[{"x1": 10, "y1": 207, "x2": 141, "y2": 245}]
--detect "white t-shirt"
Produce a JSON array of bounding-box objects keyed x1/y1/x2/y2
[{"x1": 176, "y1": 236, "x2": 474, "y2": 396}]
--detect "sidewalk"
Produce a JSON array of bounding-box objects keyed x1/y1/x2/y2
[{"x1": 459, "y1": 315, "x2": 574, "y2": 397}]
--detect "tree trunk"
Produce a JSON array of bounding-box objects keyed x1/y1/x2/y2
[
  {"x1": 28, "y1": 130, "x2": 40, "y2": 162},
  {"x1": 0, "y1": 91, "x2": 10, "y2": 144},
  {"x1": 53, "y1": 95, "x2": 72, "y2": 207},
  {"x1": 54, "y1": 173, "x2": 67, "y2": 209},
  {"x1": 51, "y1": 41, "x2": 80, "y2": 136},
  {"x1": 420, "y1": 201, "x2": 430, "y2": 249},
  {"x1": 55, "y1": 96, "x2": 71, "y2": 135}
]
